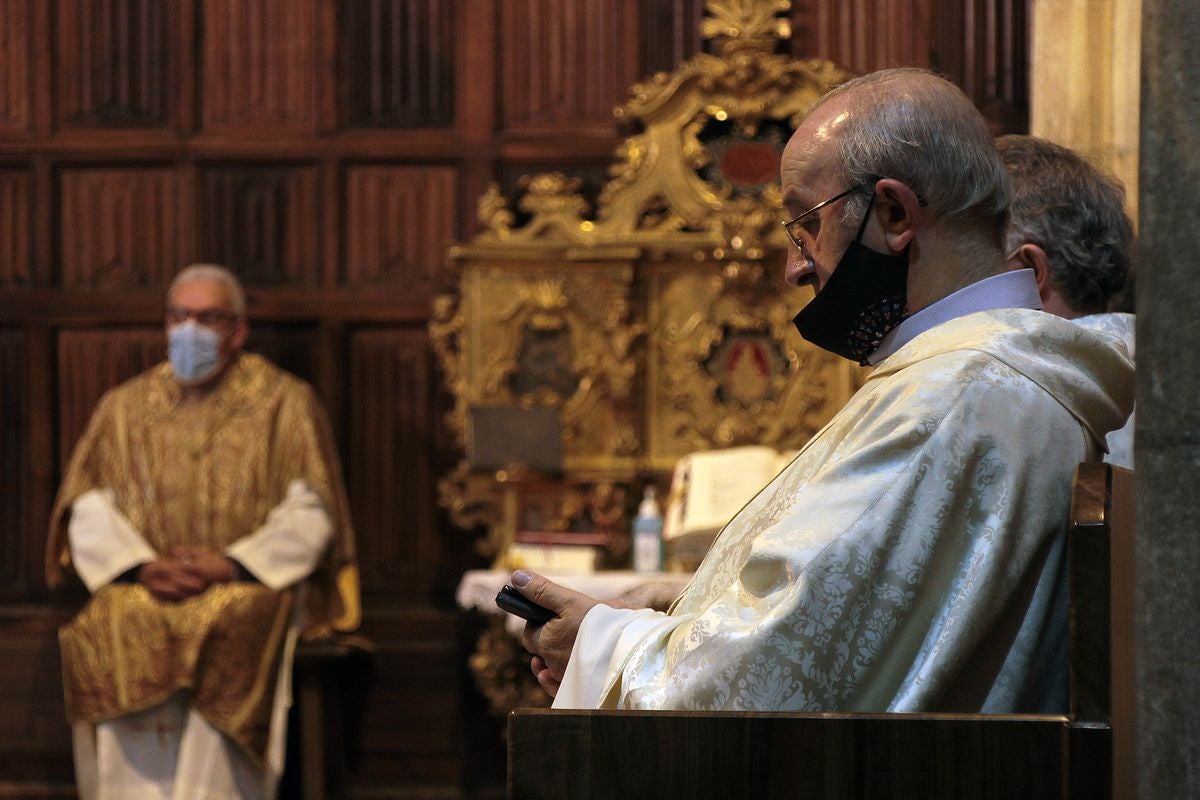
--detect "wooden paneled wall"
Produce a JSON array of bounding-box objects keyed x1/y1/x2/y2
[{"x1": 0, "y1": 2, "x2": 1029, "y2": 797}]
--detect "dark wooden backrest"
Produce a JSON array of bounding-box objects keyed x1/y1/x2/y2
[
  {"x1": 1067, "y1": 461, "x2": 1135, "y2": 799},
  {"x1": 1068, "y1": 461, "x2": 1115, "y2": 722},
  {"x1": 508, "y1": 710, "x2": 1107, "y2": 800},
  {"x1": 509, "y1": 462, "x2": 1131, "y2": 800}
]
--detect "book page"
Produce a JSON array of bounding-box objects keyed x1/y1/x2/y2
[{"x1": 666, "y1": 446, "x2": 782, "y2": 539}]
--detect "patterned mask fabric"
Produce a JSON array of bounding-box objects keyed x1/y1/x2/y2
[
  {"x1": 168, "y1": 320, "x2": 224, "y2": 382},
  {"x1": 792, "y1": 194, "x2": 909, "y2": 365}
]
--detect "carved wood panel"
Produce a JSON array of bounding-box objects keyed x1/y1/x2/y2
[
  {"x1": 58, "y1": 167, "x2": 180, "y2": 289},
  {"x1": 0, "y1": 0, "x2": 32, "y2": 135},
  {"x1": 243, "y1": 323, "x2": 317, "y2": 386},
  {"x1": 789, "y1": 0, "x2": 1029, "y2": 132},
  {"x1": 198, "y1": 165, "x2": 320, "y2": 287},
  {"x1": 346, "y1": 328, "x2": 434, "y2": 598},
  {"x1": 342, "y1": 0, "x2": 456, "y2": 127},
  {"x1": 350, "y1": 633, "x2": 462, "y2": 785},
  {"x1": 0, "y1": 332, "x2": 24, "y2": 593},
  {"x1": 199, "y1": 0, "x2": 318, "y2": 129},
  {"x1": 930, "y1": 0, "x2": 1030, "y2": 130},
  {"x1": 54, "y1": 0, "x2": 171, "y2": 127},
  {"x1": 500, "y1": 0, "x2": 642, "y2": 132},
  {"x1": 790, "y1": 0, "x2": 934, "y2": 74},
  {"x1": 56, "y1": 328, "x2": 165, "y2": 469},
  {"x1": 639, "y1": 0, "x2": 707, "y2": 78},
  {"x1": 342, "y1": 165, "x2": 458, "y2": 295},
  {"x1": 0, "y1": 629, "x2": 73, "y2": 764},
  {"x1": 0, "y1": 170, "x2": 31, "y2": 288}
]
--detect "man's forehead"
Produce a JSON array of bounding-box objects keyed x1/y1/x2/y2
[
  {"x1": 169, "y1": 279, "x2": 232, "y2": 309},
  {"x1": 781, "y1": 101, "x2": 851, "y2": 203},
  {"x1": 781, "y1": 138, "x2": 840, "y2": 205}
]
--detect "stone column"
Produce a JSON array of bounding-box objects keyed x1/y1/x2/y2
[{"x1": 1136, "y1": 1, "x2": 1200, "y2": 797}]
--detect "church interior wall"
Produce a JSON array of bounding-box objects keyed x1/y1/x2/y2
[{"x1": 0, "y1": 1, "x2": 1033, "y2": 796}]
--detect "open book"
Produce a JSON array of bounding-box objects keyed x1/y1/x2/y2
[{"x1": 663, "y1": 446, "x2": 796, "y2": 569}]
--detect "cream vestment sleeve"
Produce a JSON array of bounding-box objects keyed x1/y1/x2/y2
[
  {"x1": 68, "y1": 479, "x2": 334, "y2": 593},
  {"x1": 224, "y1": 479, "x2": 334, "y2": 589},
  {"x1": 67, "y1": 489, "x2": 158, "y2": 592},
  {"x1": 554, "y1": 605, "x2": 681, "y2": 709}
]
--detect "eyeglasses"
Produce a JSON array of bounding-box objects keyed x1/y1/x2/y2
[
  {"x1": 781, "y1": 179, "x2": 928, "y2": 250},
  {"x1": 166, "y1": 306, "x2": 239, "y2": 328},
  {"x1": 780, "y1": 186, "x2": 865, "y2": 250}
]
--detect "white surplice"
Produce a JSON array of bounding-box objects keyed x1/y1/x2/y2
[
  {"x1": 554, "y1": 308, "x2": 1134, "y2": 713},
  {"x1": 67, "y1": 480, "x2": 333, "y2": 800},
  {"x1": 1072, "y1": 312, "x2": 1136, "y2": 470}
]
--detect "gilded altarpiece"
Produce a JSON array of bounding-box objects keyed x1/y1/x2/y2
[{"x1": 433, "y1": 0, "x2": 863, "y2": 560}]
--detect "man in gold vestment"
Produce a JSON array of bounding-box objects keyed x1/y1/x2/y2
[{"x1": 47, "y1": 264, "x2": 358, "y2": 800}]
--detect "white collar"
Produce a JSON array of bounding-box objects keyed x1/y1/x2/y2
[{"x1": 866, "y1": 269, "x2": 1043, "y2": 366}]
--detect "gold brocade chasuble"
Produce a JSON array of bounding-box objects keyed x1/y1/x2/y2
[{"x1": 47, "y1": 354, "x2": 358, "y2": 764}]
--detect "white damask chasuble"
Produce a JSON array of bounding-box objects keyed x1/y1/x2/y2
[{"x1": 556, "y1": 308, "x2": 1134, "y2": 713}]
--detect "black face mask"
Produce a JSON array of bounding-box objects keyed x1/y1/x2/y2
[{"x1": 791, "y1": 194, "x2": 909, "y2": 365}]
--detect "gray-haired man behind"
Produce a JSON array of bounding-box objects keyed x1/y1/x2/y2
[{"x1": 997, "y1": 134, "x2": 1136, "y2": 468}]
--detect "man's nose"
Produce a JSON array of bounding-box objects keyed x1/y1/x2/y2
[
  {"x1": 790, "y1": 246, "x2": 812, "y2": 270},
  {"x1": 784, "y1": 246, "x2": 815, "y2": 282}
]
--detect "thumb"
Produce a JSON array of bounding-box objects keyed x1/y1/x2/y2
[{"x1": 511, "y1": 570, "x2": 587, "y2": 614}]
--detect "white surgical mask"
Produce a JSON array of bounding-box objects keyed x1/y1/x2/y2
[{"x1": 168, "y1": 321, "x2": 223, "y2": 383}]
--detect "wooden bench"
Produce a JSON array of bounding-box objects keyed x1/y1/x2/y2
[{"x1": 509, "y1": 463, "x2": 1133, "y2": 800}]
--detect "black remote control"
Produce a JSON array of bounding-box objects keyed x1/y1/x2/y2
[{"x1": 495, "y1": 584, "x2": 556, "y2": 625}]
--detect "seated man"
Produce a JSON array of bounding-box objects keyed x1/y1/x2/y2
[
  {"x1": 47, "y1": 264, "x2": 358, "y2": 800},
  {"x1": 997, "y1": 134, "x2": 1136, "y2": 468},
  {"x1": 513, "y1": 68, "x2": 1134, "y2": 713}
]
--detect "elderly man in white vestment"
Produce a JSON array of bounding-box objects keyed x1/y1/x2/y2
[
  {"x1": 511, "y1": 68, "x2": 1134, "y2": 713},
  {"x1": 47, "y1": 264, "x2": 358, "y2": 800},
  {"x1": 997, "y1": 134, "x2": 1136, "y2": 469}
]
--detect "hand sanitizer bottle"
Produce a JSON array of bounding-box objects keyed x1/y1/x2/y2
[{"x1": 632, "y1": 485, "x2": 663, "y2": 573}]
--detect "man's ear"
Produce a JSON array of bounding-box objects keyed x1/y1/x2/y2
[
  {"x1": 872, "y1": 178, "x2": 923, "y2": 253},
  {"x1": 1009, "y1": 243, "x2": 1052, "y2": 293},
  {"x1": 230, "y1": 318, "x2": 250, "y2": 352}
]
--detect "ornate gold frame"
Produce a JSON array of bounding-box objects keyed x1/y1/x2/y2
[{"x1": 431, "y1": 0, "x2": 861, "y2": 558}]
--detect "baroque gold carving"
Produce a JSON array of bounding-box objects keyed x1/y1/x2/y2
[
  {"x1": 456, "y1": 1, "x2": 849, "y2": 252},
  {"x1": 432, "y1": 1, "x2": 859, "y2": 544},
  {"x1": 701, "y1": 0, "x2": 792, "y2": 54},
  {"x1": 430, "y1": 261, "x2": 643, "y2": 535},
  {"x1": 468, "y1": 617, "x2": 551, "y2": 719},
  {"x1": 460, "y1": 264, "x2": 641, "y2": 468},
  {"x1": 644, "y1": 260, "x2": 849, "y2": 468}
]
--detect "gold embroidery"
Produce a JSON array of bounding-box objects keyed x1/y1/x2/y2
[
  {"x1": 48, "y1": 353, "x2": 358, "y2": 763},
  {"x1": 60, "y1": 584, "x2": 291, "y2": 762}
]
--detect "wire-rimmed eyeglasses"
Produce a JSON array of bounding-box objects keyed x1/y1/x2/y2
[
  {"x1": 781, "y1": 180, "x2": 927, "y2": 249},
  {"x1": 780, "y1": 186, "x2": 864, "y2": 250}
]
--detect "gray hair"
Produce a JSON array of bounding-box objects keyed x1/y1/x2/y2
[
  {"x1": 996, "y1": 135, "x2": 1133, "y2": 315},
  {"x1": 813, "y1": 68, "x2": 1011, "y2": 240},
  {"x1": 167, "y1": 263, "x2": 247, "y2": 318}
]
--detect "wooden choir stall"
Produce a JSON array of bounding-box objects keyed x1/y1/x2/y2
[{"x1": 507, "y1": 463, "x2": 1134, "y2": 800}]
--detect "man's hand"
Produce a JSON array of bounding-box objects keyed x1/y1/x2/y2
[
  {"x1": 171, "y1": 546, "x2": 238, "y2": 585},
  {"x1": 136, "y1": 548, "x2": 236, "y2": 601},
  {"x1": 136, "y1": 558, "x2": 207, "y2": 602},
  {"x1": 513, "y1": 571, "x2": 600, "y2": 698}
]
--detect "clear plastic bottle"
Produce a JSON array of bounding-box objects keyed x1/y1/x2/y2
[{"x1": 632, "y1": 485, "x2": 663, "y2": 573}]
